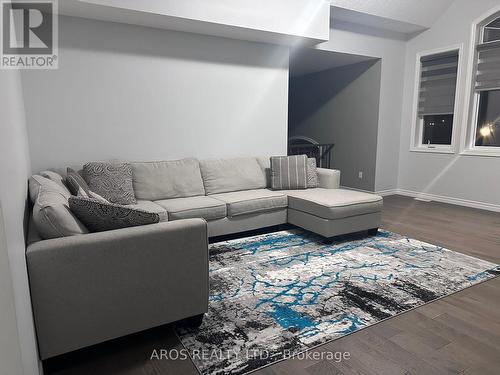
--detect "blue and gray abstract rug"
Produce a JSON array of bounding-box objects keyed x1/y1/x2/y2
[{"x1": 176, "y1": 229, "x2": 499, "y2": 375}]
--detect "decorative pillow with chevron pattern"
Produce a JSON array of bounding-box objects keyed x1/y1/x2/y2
[{"x1": 68, "y1": 196, "x2": 159, "y2": 232}]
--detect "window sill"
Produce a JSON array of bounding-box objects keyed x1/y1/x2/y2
[
  {"x1": 410, "y1": 146, "x2": 455, "y2": 154},
  {"x1": 460, "y1": 148, "x2": 500, "y2": 157}
]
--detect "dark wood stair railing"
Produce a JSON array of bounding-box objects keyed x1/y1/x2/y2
[{"x1": 288, "y1": 143, "x2": 334, "y2": 169}]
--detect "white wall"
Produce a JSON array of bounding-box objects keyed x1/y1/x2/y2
[
  {"x1": 315, "y1": 24, "x2": 407, "y2": 192},
  {"x1": 0, "y1": 71, "x2": 39, "y2": 375},
  {"x1": 22, "y1": 16, "x2": 289, "y2": 172},
  {"x1": 397, "y1": 0, "x2": 500, "y2": 207},
  {"x1": 0, "y1": 206, "x2": 24, "y2": 375}
]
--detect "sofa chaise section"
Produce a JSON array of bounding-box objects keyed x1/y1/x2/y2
[
  {"x1": 27, "y1": 219, "x2": 209, "y2": 359},
  {"x1": 286, "y1": 189, "x2": 382, "y2": 237},
  {"x1": 286, "y1": 189, "x2": 383, "y2": 220}
]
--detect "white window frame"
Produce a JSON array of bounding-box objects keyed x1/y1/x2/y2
[
  {"x1": 460, "y1": 6, "x2": 500, "y2": 157},
  {"x1": 409, "y1": 44, "x2": 463, "y2": 154}
]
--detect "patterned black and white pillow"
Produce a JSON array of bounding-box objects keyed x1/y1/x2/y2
[
  {"x1": 270, "y1": 155, "x2": 308, "y2": 190},
  {"x1": 306, "y1": 158, "x2": 319, "y2": 188},
  {"x1": 68, "y1": 196, "x2": 159, "y2": 232},
  {"x1": 83, "y1": 162, "x2": 136, "y2": 205}
]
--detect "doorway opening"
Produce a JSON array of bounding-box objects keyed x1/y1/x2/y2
[{"x1": 288, "y1": 48, "x2": 381, "y2": 191}]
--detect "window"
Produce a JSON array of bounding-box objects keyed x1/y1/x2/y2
[
  {"x1": 474, "y1": 15, "x2": 500, "y2": 148},
  {"x1": 422, "y1": 114, "x2": 453, "y2": 145},
  {"x1": 411, "y1": 49, "x2": 460, "y2": 153},
  {"x1": 463, "y1": 11, "x2": 500, "y2": 155},
  {"x1": 475, "y1": 90, "x2": 500, "y2": 146}
]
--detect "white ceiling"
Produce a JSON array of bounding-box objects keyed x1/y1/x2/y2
[
  {"x1": 330, "y1": 0, "x2": 455, "y2": 29},
  {"x1": 289, "y1": 48, "x2": 376, "y2": 77},
  {"x1": 331, "y1": 7, "x2": 426, "y2": 36},
  {"x1": 56, "y1": 0, "x2": 457, "y2": 48},
  {"x1": 58, "y1": 0, "x2": 330, "y2": 46}
]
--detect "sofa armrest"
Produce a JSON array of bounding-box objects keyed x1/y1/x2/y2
[
  {"x1": 26, "y1": 219, "x2": 209, "y2": 359},
  {"x1": 317, "y1": 168, "x2": 340, "y2": 189}
]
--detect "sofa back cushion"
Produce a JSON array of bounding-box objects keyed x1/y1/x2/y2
[
  {"x1": 256, "y1": 156, "x2": 272, "y2": 188},
  {"x1": 29, "y1": 175, "x2": 88, "y2": 239},
  {"x1": 132, "y1": 158, "x2": 205, "y2": 201},
  {"x1": 199, "y1": 157, "x2": 267, "y2": 195}
]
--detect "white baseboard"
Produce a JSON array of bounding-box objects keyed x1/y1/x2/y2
[
  {"x1": 339, "y1": 186, "x2": 373, "y2": 194},
  {"x1": 340, "y1": 186, "x2": 500, "y2": 213},
  {"x1": 340, "y1": 186, "x2": 398, "y2": 197},
  {"x1": 374, "y1": 189, "x2": 399, "y2": 197},
  {"x1": 387, "y1": 189, "x2": 500, "y2": 213}
]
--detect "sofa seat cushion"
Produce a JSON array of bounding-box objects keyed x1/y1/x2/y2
[
  {"x1": 211, "y1": 189, "x2": 287, "y2": 218},
  {"x1": 125, "y1": 200, "x2": 168, "y2": 222},
  {"x1": 155, "y1": 196, "x2": 226, "y2": 221},
  {"x1": 285, "y1": 188, "x2": 382, "y2": 220}
]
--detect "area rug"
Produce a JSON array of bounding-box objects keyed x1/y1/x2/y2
[{"x1": 175, "y1": 229, "x2": 499, "y2": 375}]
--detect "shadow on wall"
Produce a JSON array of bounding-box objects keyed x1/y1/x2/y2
[
  {"x1": 21, "y1": 15, "x2": 289, "y2": 172},
  {"x1": 60, "y1": 15, "x2": 287, "y2": 68},
  {"x1": 288, "y1": 59, "x2": 379, "y2": 128}
]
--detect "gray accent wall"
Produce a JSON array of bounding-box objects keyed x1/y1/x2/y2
[
  {"x1": 289, "y1": 60, "x2": 381, "y2": 191},
  {"x1": 21, "y1": 16, "x2": 289, "y2": 172},
  {"x1": 317, "y1": 25, "x2": 407, "y2": 193}
]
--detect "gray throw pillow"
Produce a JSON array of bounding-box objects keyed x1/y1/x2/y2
[
  {"x1": 307, "y1": 158, "x2": 319, "y2": 188},
  {"x1": 39, "y1": 170, "x2": 68, "y2": 191},
  {"x1": 28, "y1": 174, "x2": 71, "y2": 204},
  {"x1": 66, "y1": 167, "x2": 91, "y2": 196},
  {"x1": 29, "y1": 175, "x2": 88, "y2": 239},
  {"x1": 69, "y1": 196, "x2": 159, "y2": 232},
  {"x1": 76, "y1": 187, "x2": 109, "y2": 203},
  {"x1": 270, "y1": 155, "x2": 308, "y2": 190},
  {"x1": 83, "y1": 162, "x2": 136, "y2": 205}
]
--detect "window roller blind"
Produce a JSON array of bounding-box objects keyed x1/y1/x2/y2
[
  {"x1": 475, "y1": 40, "x2": 500, "y2": 91},
  {"x1": 418, "y1": 52, "x2": 458, "y2": 116}
]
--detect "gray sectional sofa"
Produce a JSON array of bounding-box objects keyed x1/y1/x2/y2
[
  {"x1": 123, "y1": 156, "x2": 382, "y2": 237},
  {"x1": 26, "y1": 156, "x2": 382, "y2": 359}
]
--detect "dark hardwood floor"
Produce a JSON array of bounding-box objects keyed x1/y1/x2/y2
[{"x1": 44, "y1": 195, "x2": 500, "y2": 375}]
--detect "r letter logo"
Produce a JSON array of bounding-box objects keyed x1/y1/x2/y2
[{"x1": 1, "y1": 0, "x2": 58, "y2": 69}]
